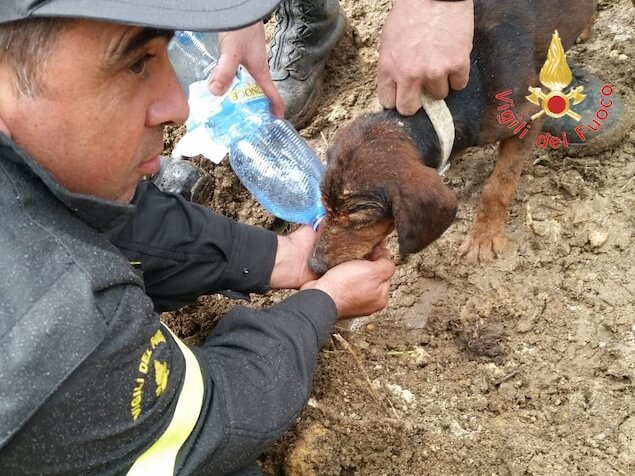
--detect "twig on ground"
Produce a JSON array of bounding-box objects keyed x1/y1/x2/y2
[
  {"x1": 333, "y1": 333, "x2": 401, "y2": 420},
  {"x1": 320, "y1": 131, "x2": 329, "y2": 149},
  {"x1": 620, "y1": 174, "x2": 634, "y2": 191}
]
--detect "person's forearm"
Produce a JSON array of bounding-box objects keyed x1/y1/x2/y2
[
  {"x1": 185, "y1": 290, "x2": 336, "y2": 473},
  {"x1": 269, "y1": 226, "x2": 320, "y2": 290},
  {"x1": 107, "y1": 181, "x2": 277, "y2": 311}
]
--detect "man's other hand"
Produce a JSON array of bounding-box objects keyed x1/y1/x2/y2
[
  {"x1": 210, "y1": 22, "x2": 285, "y2": 118},
  {"x1": 301, "y1": 243, "x2": 395, "y2": 319},
  {"x1": 377, "y1": 0, "x2": 474, "y2": 115}
]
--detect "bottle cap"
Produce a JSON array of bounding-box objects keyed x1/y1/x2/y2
[{"x1": 311, "y1": 211, "x2": 326, "y2": 231}]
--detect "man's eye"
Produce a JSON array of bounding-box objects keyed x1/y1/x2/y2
[{"x1": 129, "y1": 54, "x2": 154, "y2": 75}]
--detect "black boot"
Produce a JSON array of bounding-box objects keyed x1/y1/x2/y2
[
  {"x1": 151, "y1": 157, "x2": 214, "y2": 205},
  {"x1": 541, "y1": 66, "x2": 633, "y2": 155},
  {"x1": 268, "y1": 0, "x2": 346, "y2": 128}
]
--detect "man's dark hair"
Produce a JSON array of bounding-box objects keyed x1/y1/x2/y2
[{"x1": 0, "y1": 18, "x2": 72, "y2": 97}]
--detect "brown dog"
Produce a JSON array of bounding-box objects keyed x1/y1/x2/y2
[{"x1": 310, "y1": 0, "x2": 599, "y2": 273}]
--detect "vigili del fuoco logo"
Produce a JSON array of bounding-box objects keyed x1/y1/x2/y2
[{"x1": 495, "y1": 30, "x2": 615, "y2": 149}]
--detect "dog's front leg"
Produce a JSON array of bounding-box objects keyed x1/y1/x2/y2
[{"x1": 460, "y1": 122, "x2": 543, "y2": 262}]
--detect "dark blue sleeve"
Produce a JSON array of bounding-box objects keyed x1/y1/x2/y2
[
  {"x1": 176, "y1": 289, "x2": 338, "y2": 475},
  {"x1": 106, "y1": 181, "x2": 278, "y2": 312}
]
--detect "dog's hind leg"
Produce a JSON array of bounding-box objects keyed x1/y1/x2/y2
[{"x1": 459, "y1": 122, "x2": 543, "y2": 263}]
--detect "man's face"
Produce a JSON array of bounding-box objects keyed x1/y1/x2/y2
[{"x1": 0, "y1": 20, "x2": 189, "y2": 203}]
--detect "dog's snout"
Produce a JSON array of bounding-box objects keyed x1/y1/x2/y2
[{"x1": 309, "y1": 255, "x2": 328, "y2": 274}]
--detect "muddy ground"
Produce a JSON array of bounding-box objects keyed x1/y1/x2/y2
[{"x1": 164, "y1": 1, "x2": 634, "y2": 474}]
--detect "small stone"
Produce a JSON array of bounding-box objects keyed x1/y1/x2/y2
[
  {"x1": 588, "y1": 229, "x2": 609, "y2": 248},
  {"x1": 385, "y1": 383, "x2": 415, "y2": 404},
  {"x1": 531, "y1": 219, "x2": 562, "y2": 243},
  {"x1": 355, "y1": 339, "x2": 370, "y2": 350},
  {"x1": 471, "y1": 377, "x2": 489, "y2": 395},
  {"x1": 410, "y1": 346, "x2": 431, "y2": 366},
  {"x1": 517, "y1": 315, "x2": 535, "y2": 333},
  {"x1": 498, "y1": 380, "x2": 517, "y2": 399}
]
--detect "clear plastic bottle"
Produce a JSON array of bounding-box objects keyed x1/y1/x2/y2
[{"x1": 168, "y1": 31, "x2": 326, "y2": 229}]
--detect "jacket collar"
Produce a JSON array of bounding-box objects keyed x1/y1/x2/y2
[{"x1": 0, "y1": 133, "x2": 135, "y2": 233}]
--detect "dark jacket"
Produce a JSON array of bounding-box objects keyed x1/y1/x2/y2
[{"x1": 0, "y1": 134, "x2": 337, "y2": 475}]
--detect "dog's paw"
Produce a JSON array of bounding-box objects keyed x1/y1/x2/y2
[{"x1": 459, "y1": 227, "x2": 507, "y2": 263}]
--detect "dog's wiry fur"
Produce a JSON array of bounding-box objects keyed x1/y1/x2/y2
[{"x1": 310, "y1": 0, "x2": 598, "y2": 273}]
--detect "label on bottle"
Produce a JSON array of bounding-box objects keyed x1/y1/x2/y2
[
  {"x1": 174, "y1": 64, "x2": 272, "y2": 164},
  {"x1": 207, "y1": 67, "x2": 270, "y2": 143},
  {"x1": 228, "y1": 83, "x2": 266, "y2": 103}
]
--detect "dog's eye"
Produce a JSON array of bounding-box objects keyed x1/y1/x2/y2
[
  {"x1": 349, "y1": 201, "x2": 385, "y2": 215},
  {"x1": 348, "y1": 212, "x2": 376, "y2": 228},
  {"x1": 344, "y1": 198, "x2": 389, "y2": 229}
]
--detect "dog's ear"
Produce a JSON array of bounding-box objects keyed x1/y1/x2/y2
[{"x1": 390, "y1": 165, "x2": 457, "y2": 254}]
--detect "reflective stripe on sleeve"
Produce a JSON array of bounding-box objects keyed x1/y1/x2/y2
[{"x1": 127, "y1": 324, "x2": 205, "y2": 476}]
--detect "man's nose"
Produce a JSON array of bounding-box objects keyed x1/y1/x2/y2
[{"x1": 147, "y1": 57, "x2": 190, "y2": 127}]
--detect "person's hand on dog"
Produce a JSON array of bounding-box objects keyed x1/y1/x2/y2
[
  {"x1": 208, "y1": 22, "x2": 285, "y2": 118},
  {"x1": 377, "y1": 0, "x2": 474, "y2": 115},
  {"x1": 301, "y1": 242, "x2": 395, "y2": 319}
]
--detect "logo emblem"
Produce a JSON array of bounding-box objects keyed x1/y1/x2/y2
[{"x1": 526, "y1": 31, "x2": 586, "y2": 121}]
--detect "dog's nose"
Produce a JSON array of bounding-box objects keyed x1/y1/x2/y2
[{"x1": 309, "y1": 255, "x2": 328, "y2": 274}]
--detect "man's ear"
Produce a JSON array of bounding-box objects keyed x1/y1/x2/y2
[
  {"x1": 0, "y1": 117, "x2": 11, "y2": 138},
  {"x1": 390, "y1": 165, "x2": 457, "y2": 254}
]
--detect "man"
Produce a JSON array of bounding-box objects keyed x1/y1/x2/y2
[
  {"x1": 210, "y1": 0, "x2": 475, "y2": 127},
  {"x1": 0, "y1": 2, "x2": 395, "y2": 475}
]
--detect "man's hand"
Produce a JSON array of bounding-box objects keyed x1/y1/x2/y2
[
  {"x1": 210, "y1": 22, "x2": 285, "y2": 118},
  {"x1": 270, "y1": 226, "x2": 321, "y2": 289},
  {"x1": 377, "y1": 0, "x2": 474, "y2": 115},
  {"x1": 301, "y1": 244, "x2": 395, "y2": 319}
]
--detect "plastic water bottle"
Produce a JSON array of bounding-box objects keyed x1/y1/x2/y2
[{"x1": 168, "y1": 31, "x2": 326, "y2": 229}]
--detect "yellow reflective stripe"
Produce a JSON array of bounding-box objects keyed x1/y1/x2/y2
[{"x1": 127, "y1": 324, "x2": 205, "y2": 476}]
